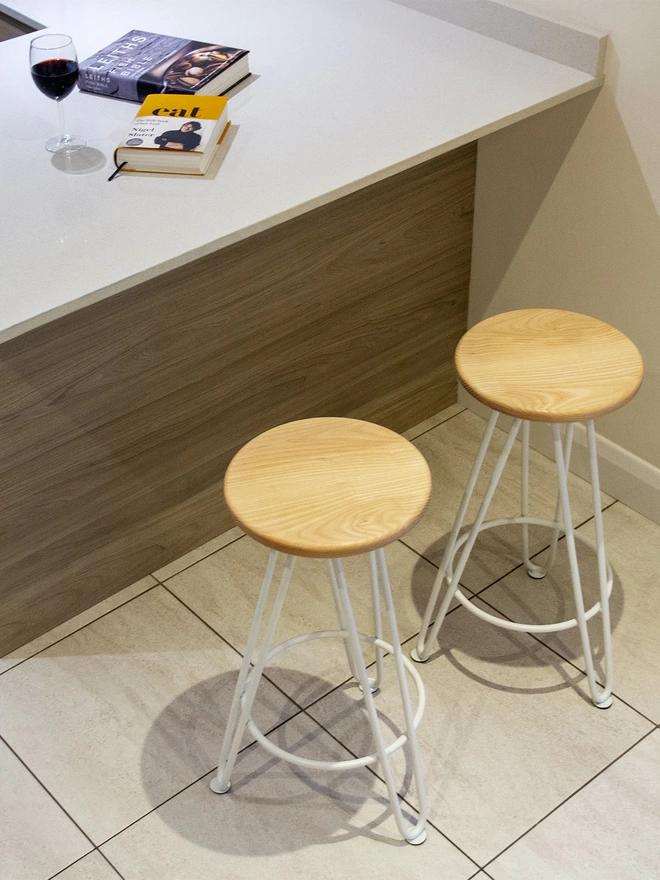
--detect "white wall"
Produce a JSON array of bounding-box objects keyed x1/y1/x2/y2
[{"x1": 467, "y1": 0, "x2": 660, "y2": 517}]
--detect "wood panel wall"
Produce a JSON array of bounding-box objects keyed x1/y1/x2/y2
[{"x1": 0, "y1": 142, "x2": 476, "y2": 653}]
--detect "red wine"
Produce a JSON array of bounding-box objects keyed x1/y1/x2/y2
[{"x1": 31, "y1": 58, "x2": 79, "y2": 100}]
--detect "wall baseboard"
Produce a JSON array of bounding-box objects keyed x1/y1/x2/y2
[
  {"x1": 458, "y1": 387, "x2": 660, "y2": 526},
  {"x1": 392, "y1": 0, "x2": 607, "y2": 76}
]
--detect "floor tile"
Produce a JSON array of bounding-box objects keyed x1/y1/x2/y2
[
  {"x1": 101, "y1": 712, "x2": 477, "y2": 880},
  {"x1": 0, "y1": 587, "x2": 297, "y2": 844},
  {"x1": 0, "y1": 739, "x2": 92, "y2": 880},
  {"x1": 0, "y1": 576, "x2": 157, "y2": 674},
  {"x1": 477, "y1": 502, "x2": 660, "y2": 723},
  {"x1": 166, "y1": 537, "x2": 456, "y2": 709},
  {"x1": 153, "y1": 527, "x2": 244, "y2": 581},
  {"x1": 402, "y1": 403, "x2": 465, "y2": 440},
  {"x1": 56, "y1": 851, "x2": 123, "y2": 879},
  {"x1": 308, "y1": 597, "x2": 652, "y2": 865},
  {"x1": 404, "y1": 410, "x2": 614, "y2": 591},
  {"x1": 487, "y1": 730, "x2": 660, "y2": 879}
]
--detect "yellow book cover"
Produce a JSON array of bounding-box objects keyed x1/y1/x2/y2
[{"x1": 114, "y1": 93, "x2": 230, "y2": 175}]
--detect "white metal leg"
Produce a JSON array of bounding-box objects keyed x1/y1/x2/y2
[
  {"x1": 368, "y1": 551, "x2": 385, "y2": 692},
  {"x1": 554, "y1": 422, "x2": 613, "y2": 708},
  {"x1": 412, "y1": 406, "x2": 614, "y2": 709},
  {"x1": 522, "y1": 421, "x2": 573, "y2": 580},
  {"x1": 327, "y1": 557, "x2": 362, "y2": 685},
  {"x1": 211, "y1": 547, "x2": 427, "y2": 845},
  {"x1": 210, "y1": 552, "x2": 296, "y2": 794},
  {"x1": 413, "y1": 415, "x2": 522, "y2": 662},
  {"x1": 332, "y1": 554, "x2": 427, "y2": 845}
]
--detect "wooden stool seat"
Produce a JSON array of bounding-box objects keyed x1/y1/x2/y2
[
  {"x1": 224, "y1": 417, "x2": 432, "y2": 558},
  {"x1": 455, "y1": 309, "x2": 644, "y2": 423}
]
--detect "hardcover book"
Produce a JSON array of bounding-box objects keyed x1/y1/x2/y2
[
  {"x1": 114, "y1": 94, "x2": 230, "y2": 175},
  {"x1": 79, "y1": 30, "x2": 249, "y2": 103}
]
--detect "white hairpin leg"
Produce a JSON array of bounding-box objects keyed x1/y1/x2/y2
[
  {"x1": 554, "y1": 422, "x2": 613, "y2": 708},
  {"x1": 522, "y1": 421, "x2": 573, "y2": 580},
  {"x1": 332, "y1": 554, "x2": 427, "y2": 845},
  {"x1": 412, "y1": 414, "x2": 522, "y2": 662},
  {"x1": 210, "y1": 552, "x2": 296, "y2": 794}
]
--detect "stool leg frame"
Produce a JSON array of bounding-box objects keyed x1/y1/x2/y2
[
  {"x1": 521, "y1": 421, "x2": 573, "y2": 580},
  {"x1": 554, "y1": 422, "x2": 613, "y2": 708},
  {"x1": 211, "y1": 551, "x2": 296, "y2": 794},
  {"x1": 411, "y1": 408, "x2": 614, "y2": 709},
  {"x1": 331, "y1": 552, "x2": 427, "y2": 845},
  {"x1": 412, "y1": 413, "x2": 522, "y2": 662}
]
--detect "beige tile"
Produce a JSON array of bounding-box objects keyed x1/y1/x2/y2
[
  {"x1": 405, "y1": 409, "x2": 614, "y2": 591},
  {"x1": 0, "y1": 587, "x2": 297, "y2": 844},
  {"x1": 101, "y1": 712, "x2": 477, "y2": 880},
  {"x1": 308, "y1": 597, "x2": 652, "y2": 865},
  {"x1": 153, "y1": 527, "x2": 244, "y2": 581},
  {"x1": 57, "y1": 852, "x2": 122, "y2": 879},
  {"x1": 479, "y1": 502, "x2": 660, "y2": 722},
  {"x1": 166, "y1": 537, "x2": 460, "y2": 709},
  {"x1": 402, "y1": 403, "x2": 465, "y2": 440},
  {"x1": 0, "y1": 576, "x2": 157, "y2": 674},
  {"x1": 0, "y1": 740, "x2": 92, "y2": 879},
  {"x1": 488, "y1": 730, "x2": 660, "y2": 880}
]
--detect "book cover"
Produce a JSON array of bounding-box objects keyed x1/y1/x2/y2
[
  {"x1": 79, "y1": 30, "x2": 248, "y2": 102},
  {"x1": 117, "y1": 95, "x2": 228, "y2": 155}
]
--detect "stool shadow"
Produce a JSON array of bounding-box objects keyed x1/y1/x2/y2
[
  {"x1": 410, "y1": 528, "x2": 624, "y2": 699},
  {"x1": 140, "y1": 669, "x2": 416, "y2": 854}
]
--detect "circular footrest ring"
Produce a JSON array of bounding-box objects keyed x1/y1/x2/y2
[
  {"x1": 448, "y1": 516, "x2": 613, "y2": 635},
  {"x1": 244, "y1": 630, "x2": 425, "y2": 771}
]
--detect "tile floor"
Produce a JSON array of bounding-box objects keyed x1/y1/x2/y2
[{"x1": 2, "y1": 404, "x2": 660, "y2": 879}]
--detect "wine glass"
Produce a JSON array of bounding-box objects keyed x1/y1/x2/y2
[{"x1": 30, "y1": 33, "x2": 85, "y2": 153}]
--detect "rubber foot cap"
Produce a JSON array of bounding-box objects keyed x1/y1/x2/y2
[
  {"x1": 410, "y1": 648, "x2": 429, "y2": 664},
  {"x1": 407, "y1": 830, "x2": 427, "y2": 846},
  {"x1": 210, "y1": 777, "x2": 231, "y2": 794},
  {"x1": 594, "y1": 696, "x2": 614, "y2": 710}
]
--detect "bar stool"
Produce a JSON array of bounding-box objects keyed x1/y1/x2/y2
[
  {"x1": 412, "y1": 309, "x2": 644, "y2": 709},
  {"x1": 210, "y1": 417, "x2": 431, "y2": 845}
]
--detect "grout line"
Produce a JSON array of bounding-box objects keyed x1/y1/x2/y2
[
  {"x1": 473, "y1": 588, "x2": 658, "y2": 726},
  {"x1": 482, "y1": 727, "x2": 657, "y2": 871},
  {"x1": 156, "y1": 533, "x2": 246, "y2": 582},
  {"x1": 95, "y1": 707, "x2": 305, "y2": 850},
  {"x1": 96, "y1": 850, "x2": 126, "y2": 879},
  {"x1": 0, "y1": 582, "x2": 161, "y2": 678},
  {"x1": 299, "y1": 704, "x2": 482, "y2": 871},
  {"x1": 47, "y1": 852, "x2": 92, "y2": 880},
  {"x1": 405, "y1": 406, "x2": 466, "y2": 442},
  {"x1": 158, "y1": 582, "x2": 325, "y2": 714},
  {"x1": 0, "y1": 733, "x2": 98, "y2": 863},
  {"x1": 47, "y1": 849, "x2": 126, "y2": 880}
]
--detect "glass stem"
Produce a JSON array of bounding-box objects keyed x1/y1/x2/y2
[{"x1": 56, "y1": 98, "x2": 68, "y2": 143}]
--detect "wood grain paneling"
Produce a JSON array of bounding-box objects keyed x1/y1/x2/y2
[{"x1": 0, "y1": 142, "x2": 476, "y2": 653}]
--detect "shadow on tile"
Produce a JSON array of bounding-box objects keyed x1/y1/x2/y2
[
  {"x1": 410, "y1": 529, "x2": 624, "y2": 687},
  {"x1": 141, "y1": 692, "x2": 406, "y2": 856}
]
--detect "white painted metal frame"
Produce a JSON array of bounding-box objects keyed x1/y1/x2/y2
[
  {"x1": 210, "y1": 547, "x2": 428, "y2": 845},
  {"x1": 411, "y1": 411, "x2": 614, "y2": 709}
]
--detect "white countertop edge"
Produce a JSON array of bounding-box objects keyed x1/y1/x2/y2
[{"x1": 1, "y1": 73, "x2": 602, "y2": 346}]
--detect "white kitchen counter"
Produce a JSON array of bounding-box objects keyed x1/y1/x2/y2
[{"x1": 0, "y1": 0, "x2": 601, "y2": 342}]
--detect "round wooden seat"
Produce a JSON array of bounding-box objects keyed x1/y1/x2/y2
[
  {"x1": 224, "y1": 417, "x2": 432, "y2": 558},
  {"x1": 455, "y1": 309, "x2": 644, "y2": 423}
]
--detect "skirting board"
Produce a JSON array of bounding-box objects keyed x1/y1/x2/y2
[
  {"x1": 458, "y1": 386, "x2": 660, "y2": 527},
  {"x1": 392, "y1": 0, "x2": 607, "y2": 76}
]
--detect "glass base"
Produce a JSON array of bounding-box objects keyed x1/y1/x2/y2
[{"x1": 46, "y1": 134, "x2": 86, "y2": 154}]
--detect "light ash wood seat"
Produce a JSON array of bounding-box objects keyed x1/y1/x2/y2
[
  {"x1": 211, "y1": 417, "x2": 430, "y2": 845},
  {"x1": 224, "y1": 417, "x2": 432, "y2": 557},
  {"x1": 455, "y1": 308, "x2": 644, "y2": 423},
  {"x1": 413, "y1": 308, "x2": 644, "y2": 712}
]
